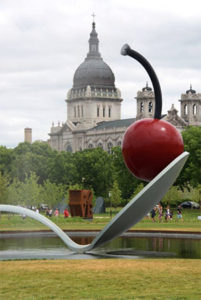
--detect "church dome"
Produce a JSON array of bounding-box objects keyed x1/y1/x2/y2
[
  {"x1": 73, "y1": 22, "x2": 115, "y2": 90},
  {"x1": 73, "y1": 59, "x2": 115, "y2": 89}
]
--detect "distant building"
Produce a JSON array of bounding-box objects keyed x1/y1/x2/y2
[
  {"x1": 179, "y1": 85, "x2": 201, "y2": 126},
  {"x1": 49, "y1": 22, "x2": 201, "y2": 153},
  {"x1": 24, "y1": 128, "x2": 32, "y2": 143},
  {"x1": 135, "y1": 83, "x2": 189, "y2": 132}
]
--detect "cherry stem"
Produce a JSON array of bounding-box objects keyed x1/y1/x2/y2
[{"x1": 121, "y1": 44, "x2": 162, "y2": 119}]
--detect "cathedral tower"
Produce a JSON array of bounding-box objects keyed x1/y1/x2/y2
[
  {"x1": 66, "y1": 22, "x2": 122, "y2": 128},
  {"x1": 179, "y1": 85, "x2": 201, "y2": 126},
  {"x1": 135, "y1": 83, "x2": 155, "y2": 120}
]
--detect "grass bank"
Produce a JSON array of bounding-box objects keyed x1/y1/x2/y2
[
  {"x1": 0, "y1": 209, "x2": 201, "y2": 232},
  {"x1": 0, "y1": 259, "x2": 201, "y2": 299}
]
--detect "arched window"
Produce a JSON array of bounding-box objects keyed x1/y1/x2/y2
[
  {"x1": 108, "y1": 106, "x2": 111, "y2": 118},
  {"x1": 74, "y1": 107, "x2": 76, "y2": 117},
  {"x1": 117, "y1": 140, "x2": 122, "y2": 146},
  {"x1": 103, "y1": 106, "x2": 105, "y2": 117},
  {"x1": 140, "y1": 102, "x2": 144, "y2": 112},
  {"x1": 107, "y1": 142, "x2": 113, "y2": 154},
  {"x1": 78, "y1": 106, "x2": 80, "y2": 117},
  {"x1": 88, "y1": 143, "x2": 94, "y2": 149},
  {"x1": 97, "y1": 106, "x2": 100, "y2": 117},
  {"x1": 97, "y1": 143, "x2": 103, "y2": 149},
  {"x1": 66, "y1": 144, "x2": 72, "y2": 153},
  {"x1": 184, "y1": 104, "x2": 188, "y2": 115},
  {"x1": 148, "y1": 102, "x2": 153, "y2": 113},
  {"x1": 81, "y1": 105, "x2": 83, "y2": 117},
  {"x1": 193, "y1": 104, "x2": 197, "y2": 115}
]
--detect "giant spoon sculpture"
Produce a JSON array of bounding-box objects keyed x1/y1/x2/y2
[{"x1": 0, "y1": 44, "x2": 189, "y2": 254}]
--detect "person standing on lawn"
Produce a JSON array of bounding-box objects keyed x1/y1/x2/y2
[
  {"x1": 64, "y1": 208, "x2": 69, "y2": 218},
  {"x1": 151, "y1": 206, "x2": 157, "y2": 222},
  {"x1": 177, "y1": 205, "x2": 183, "y2": 220},
  {"x1": 158, "y1": 203, "x2": 163, "y2": 222}
]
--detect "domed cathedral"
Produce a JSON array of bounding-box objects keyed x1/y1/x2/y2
[
  {"x1": 49, "y1": 22, "x2": 201, "y2": 153},
  {"x1": 49, "y1": 21, "x2": 134, "y2": 152},
  {"x1": 67, "y1": 21, "x2": 122, "y2": 127}
]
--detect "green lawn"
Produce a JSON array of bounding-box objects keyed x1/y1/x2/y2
[
  {"x1": 1, "y1": 210, "x2": 201, "y2": 300},
  {"x1": 0, "y1": 209, "x2": 201, "y2": 232},
  {"x1": 1, "y1": 259, "x2": 201, "y2": 299}
]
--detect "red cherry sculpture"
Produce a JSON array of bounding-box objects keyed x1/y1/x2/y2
[
  {"x1": 122, "y1": 118, "x2": 184, "y2": 181},
  {"x1": 121, "y1": 44, "x2": 184, "y2": 181}
]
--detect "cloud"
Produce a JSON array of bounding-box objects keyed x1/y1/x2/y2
[{"x1": 0, "y1": 0, "x2": 201, "y2": 147}]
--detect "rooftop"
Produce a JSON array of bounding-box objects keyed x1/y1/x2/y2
[{"x1": 89, "y1": 118, "x2": 136, "y2": 131}]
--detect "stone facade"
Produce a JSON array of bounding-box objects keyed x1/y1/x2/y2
[
  {"x1": 135, "y1": 83, "x2": 155, "y2": 120},
  {"x1": 135, "y1": 84, "x2": 190, "y2": 132},
  {"x1": 66, "y1": 86, "x2": 122, "y2": 127}
]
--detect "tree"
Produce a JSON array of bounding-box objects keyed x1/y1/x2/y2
[
  {"x1": 11, "y1": 142, "x2": 55, "y2": 184},
  {"x1": 47, "y1": 151, "x2": 77, "y2": 186},
  {"x1": 7, "y1": 172, "x2": 42, "y2": 207},
  {"x1": 111, "y1": 147, "x2": 143, "y2": 200},
  {"x1": 13, "y1": 142, "x2": 32, "y2": 155},
  {"x1": 180, "y1": 185, "x2": 201, "y2": 204},
  {"x1": 0, "y1": 146, "x2": 13, "y2": 177},
  {"x1": 40, "y1": 180, "x2": 66, "y2": 208},
  {"x1": 129, "y1": 183, "x2": 145, "y2": 200},
  {"x1": 11, "y1": 151, "x2": 42, "y2": 182},
  {"x1": 161, "y1": 186, "x2": 181, "y2": 206},
  {"x1": 0, "y1": 172, "x2": 8, "y2": 204},
  {"x1": 7, "y1": 178, "x2": 22, "y2": 205},
  {"x1": 20, "y1": 172, "x2": 42, "y2": 207},
  {"x1": 191, "y1": 185, "x2": 201, "y2": 205},
  {"x1": 73, "y1": 148, "x2": 113, "y2": 197},
  {"x1": 176, "y1": 126, "x2": 201, "y2": 189},
  {"x1": 110, "y1": 180, "x2": 122, "y2": 209},
  {"x1": 68, "y1": 183, "x2": 84, "y2": 190}
]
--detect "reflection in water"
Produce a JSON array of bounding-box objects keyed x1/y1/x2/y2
[
  {"x1": 98, "y1": 236, "x2": 201, "y2": 258},
  {"x1": 0, "y1": 233, "x2": 201, "y2": 260},
  {"x1": 72, "y1": 236, "x2": 94, "y2": 245},
  {"x1": 151, "y1": 237, "x2": 164, "y2": 251}
]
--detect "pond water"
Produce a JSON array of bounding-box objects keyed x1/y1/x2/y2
[{"x1": 0, "y1": 232, "x2": 201, "y2": 260}]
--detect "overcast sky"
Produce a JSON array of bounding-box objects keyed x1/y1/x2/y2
[{"x1": 1, "y1": 0, "x2": 201, "y2": 148}]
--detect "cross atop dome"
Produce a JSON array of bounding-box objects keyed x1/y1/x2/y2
[
  {"x1": 72, "y1": 21, "x2": 116, "y2": 90},
  {"x1": 86, "y1": 18, "x2": 101, "y2": 60},
  {"x1": 92, "y1": 13, "x2": 96, "y2": 23}
]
